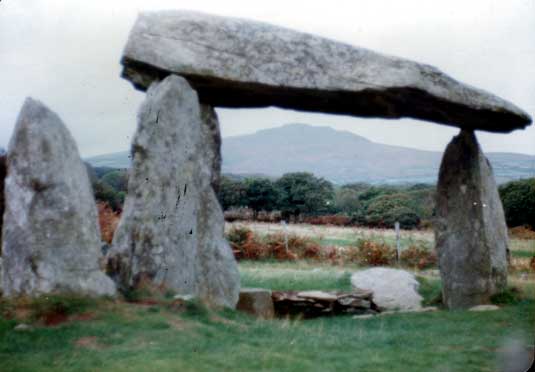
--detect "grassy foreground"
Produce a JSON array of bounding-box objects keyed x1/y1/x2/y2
[{"x1": 1, "y1": 262, "x2": 534, "y2": 372}]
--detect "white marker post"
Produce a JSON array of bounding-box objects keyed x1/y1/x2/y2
[{"x1": 395, "y1": 221, "x2": 401, "y2": 264}]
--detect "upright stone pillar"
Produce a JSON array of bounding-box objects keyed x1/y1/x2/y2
[
  {"x1": 0, "y1": 152, "x2": 5, "y2": 293},
  {"x1": 1, "y1": 98, "x2": 116, "y2": 297},
  {"x1": 434, "y1": 130, "x2": 508, "y2": 309},
  {"x1": 108, "y1": 75, "x2": 239, "y2": 308}
]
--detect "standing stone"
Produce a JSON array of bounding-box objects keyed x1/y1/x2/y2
[
  {"x1": 108, "y1": 75, "x2": 239, "y2": 308},
  {"x1": 0, "y1": 153, "x2": 4, "y2": 293},
  {"x1": 1, "y1": 98, "x2": 116, "y2": 297},
  {"x1": 434, "y1": 130, "x2": 508, "y2": 309}
]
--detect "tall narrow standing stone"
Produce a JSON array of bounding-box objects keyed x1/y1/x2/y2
[
  {"x1": 108, "y1": 75, "x2": 239, "y2": 308},
  {"x1": 0, "y1": 152, "x2": 5, "y2": 293},
  {"x1": 1, "y1": 98, "x2": 116, "y2": 297},
  {"x1": 434, "y1": 130, "x2": 508, "y2": 309}
]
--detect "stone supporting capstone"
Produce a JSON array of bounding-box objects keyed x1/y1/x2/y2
[
  {"x1": 108, "y1": 75, "x2": 239, "y2": 308},
  {"x1": 1, "y1": 98, "x2": 116, "y2": 297},
  {"x1": 434, "y1": 130, "x2": 508, "y2": 309}
]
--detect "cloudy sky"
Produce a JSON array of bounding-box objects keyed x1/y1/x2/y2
[{"x1": 1, "y1": 0, "x2": 534, "y2": 157}]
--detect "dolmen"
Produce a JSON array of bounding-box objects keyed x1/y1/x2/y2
[
  {"x1": 1, "y1": 10, "x2": 532, "y2": 310},
  {"x1": 117, "y1": 10, "x2": 531, "y2": 309}
]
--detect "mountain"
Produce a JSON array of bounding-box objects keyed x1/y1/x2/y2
[
  {"x1": 86, "y1": 151, "x2": 130, "y2": 169},
  {"x1": 86, "y1": 124, "x2": 535, "y2": 184}
]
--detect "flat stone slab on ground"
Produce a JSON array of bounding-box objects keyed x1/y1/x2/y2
[
  {"x1": 236, "y1": 288, "x2": 274, "y2": 319},
  {"x1": 272, "y1": 290, "x2": 378, "y2": 318},
  {"x1": 468, "y1": 305, "x2": 500, "y2": 312},
  {"x1": 121, "y1": 10, "x2": 531, "y2": 132},
  {"x1": 351, "y1": 268, "x2": 423, "y2": 311}
]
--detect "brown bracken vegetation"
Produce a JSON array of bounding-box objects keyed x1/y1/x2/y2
[{"x1": 97, "y1": 202, "x2": 121, "y2": 243}]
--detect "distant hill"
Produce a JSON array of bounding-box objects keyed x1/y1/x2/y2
[
  {"x1": 86, "y1": 124, "x2": 535, "y2": 184},
  {"x1": 86, "y1": 151, "x2": 130, "y2": 169}
]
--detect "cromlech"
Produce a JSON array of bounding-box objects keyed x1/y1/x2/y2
[{"x1": 0, "y1": 10, "x2": 532, "y2": 309}]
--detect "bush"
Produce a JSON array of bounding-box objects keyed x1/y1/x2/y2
[
  {"x1": 509, "y1": 226, "x2": 535, "y2": 240},
  {"x1": 97, "y1": 202, "x2": 121, "y2": 244},
  {"x1": 351, "y1": 239, "x2": 396, "y2": 266},
  {"x1": 499, "y1": 178, "x2": 535, "y2": 229},
  {"x1": 226, "y1": 226, "x2": 255, "y2": 259},
  {"x1": 365, "y1": 194, "x2": 421, "y2": 229},
  {"x1": 224, "y1": 208, "x2": 254, "y2": 222},
  {"x1": 400, "y1": 245, "x2": 437, "y2": 270},
  {"x1": 303, "y1": 214, "x2": 352, "y2": 226},
  {"x1": 226, "y1": 227, "x2": 323, "y2": 261}
]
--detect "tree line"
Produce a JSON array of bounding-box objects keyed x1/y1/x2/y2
[{"x1": 85, "y1": 163, "x2": 535, "y2": 230}]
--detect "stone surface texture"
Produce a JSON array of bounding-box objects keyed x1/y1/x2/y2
[
  {"x1": 1, "y1": 98, "x2": 116, "y2": 297},
  {"x1": 435, "y1": 130, "x2": 508, "y2": 309},
  {"x1": 108, "y1": 75, "x2": 239, "y2": 308},
  {"x1": 121, "y1": 11, "x2": 531, "y2": 132},
  {"x1": 350, "y1": 268, "x2": 423, "y2": 311},
  {"x1": 236, "y1": 288, "x2": 275, "y2": 319}
]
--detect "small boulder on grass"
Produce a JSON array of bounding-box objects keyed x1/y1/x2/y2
[
  {"x1": 236, "y1": 288, "x2": 274, "y2": 319},
  {"x1": 351, "y1": 268, "x2": 423, "y2": 311}
]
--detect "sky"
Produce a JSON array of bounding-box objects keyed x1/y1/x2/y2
[{"x1": 0, "y1": 0, "x2": 534, "y2": 157}]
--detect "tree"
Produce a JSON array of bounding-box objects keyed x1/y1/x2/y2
[
  {"x1": 334, "y1": 187, "x2": 362, "y2": 214},
  {"x1": 93, "y1": 180, "x2": 124, "y2": 211},
  {"x1": 101, "y1": 170, "x2": 129, "y2": 192},
  {"x1": 243, "y1": 178, "x2": 278, "y2": 218},
  {"x1": 365, "y1": 193, "x2": 420, "y2": 229},
  {"x1": 499, "y1": 178, "x2": 535, "y2": 229},
  {"x1": 275, "y1": 172, "x2": 334, "y2": 221},
  {"x1": 217, "y1": 176, "x2": 246, "y2": 210}
]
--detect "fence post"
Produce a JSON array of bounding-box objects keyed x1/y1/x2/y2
[{"x1": 395, "y1": 221, "x2": 401, "y2": 264}]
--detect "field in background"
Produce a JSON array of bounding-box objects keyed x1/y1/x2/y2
[{"x1": 227, "y1": 222, "x2": 535, "y2": 273}]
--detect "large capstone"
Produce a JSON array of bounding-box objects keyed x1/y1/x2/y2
[
  {"x1": 121, "y1": 11, "x2": 531, "y2": 133},
  {"x1": 434, "y1": 130, "x2": 508, "y2": 309},
  {"x1": 108, "y1": 75, "x2": 239, "y2": 308},
  {"x1": 1, "y1": 98, "x2": 116, "y2": 297}
]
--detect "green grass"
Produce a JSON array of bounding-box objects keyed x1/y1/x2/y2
[
  {"x1": 1, "y1": 262, "x2": 534, "y2": 372},
  {"x1": 511, "y1": 250, "x2": 535, "y2": 258},
  {"x1": 240, "y1": 261, "x2": 354, "y2": 291},
  {"x1": 316, "y1": 237, "x2": 355, "y2": 247},
  {"x1": 316, "y1": 235, "x2": 433, "y2": 252}
]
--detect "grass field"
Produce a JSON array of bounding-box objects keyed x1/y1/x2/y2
[{"x1": 1, "y1": 223, "x2": 534, "y2": 372}]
